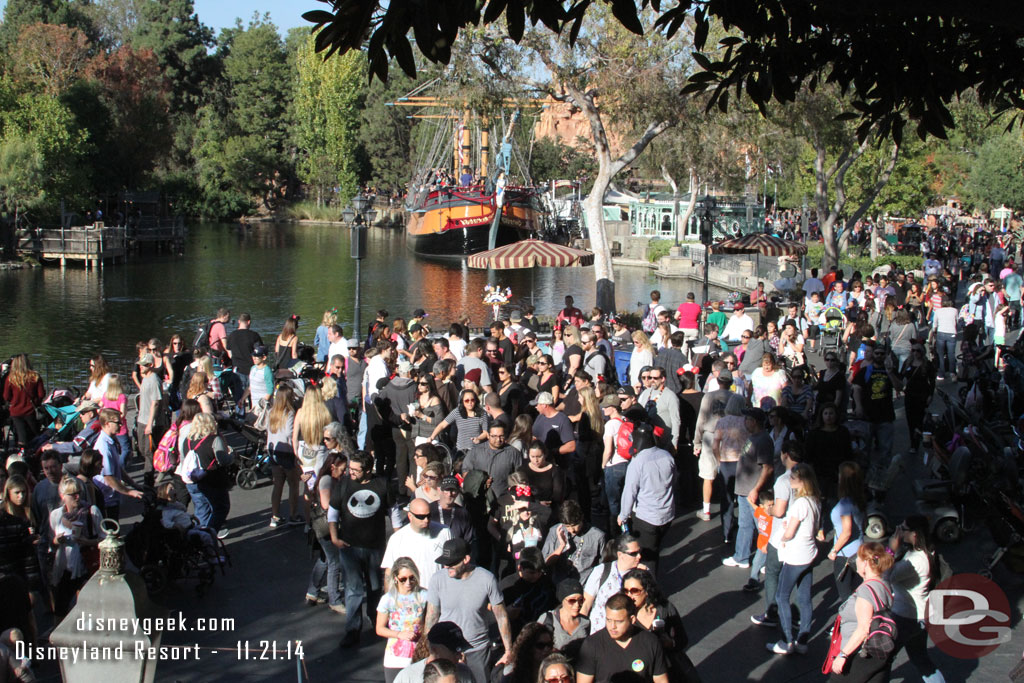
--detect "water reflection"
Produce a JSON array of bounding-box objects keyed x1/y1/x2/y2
[{"x1": 0, "y1": 223, "x2": 731, "y2": 364}]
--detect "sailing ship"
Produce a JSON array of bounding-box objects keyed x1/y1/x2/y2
[{"x1": 397, "y1": 93, "x2": 547, "y2": 257}]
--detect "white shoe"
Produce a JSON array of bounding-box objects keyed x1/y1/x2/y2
[
  {"x1": 722, "y1": 557, "x2": 750, "y2": 568},
  {"x1": 767, "y1": 640, "x2": 793, "y2": 655}
]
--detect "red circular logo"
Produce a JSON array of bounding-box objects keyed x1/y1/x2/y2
[{"x1": 926, "y1": 573, "x2": 1011, "y2": 659}]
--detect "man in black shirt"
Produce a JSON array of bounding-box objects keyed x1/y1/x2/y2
[
  {"x1": 577, "y1": 593, "x2": 669, "y2": 683},
  {"x1": 851, "y1": 341, "x2": 903, "y2": 473},
  {"x1": 329, "y1": 451, "x2": 392, "y2": 648},
  {"x1": 429, "y1": 476, "x2": 476, "y2": 547},
  {"x1": 225, "y1": 313, "x2": 263, "y2": 404}
]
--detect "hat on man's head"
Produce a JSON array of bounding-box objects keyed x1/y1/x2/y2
[
  {"x1": 439, "y1": 476, "x2": 461, "y2": 492},
  {"x1": 427, "y1": 622, "x2": 471, "y2": 654},
  {"x1": 510, "y1": 311, "x2": 522, "y2": 322},
  {"x1": 464, "y1": 368, "x2": 482, "y2": 384},
  {"x1": 252, "y1": 344, "x2": 268, "y2": 357},
  {"x1": 718, "y1": 368, "x2": 734, "y2": 384},
  {"x1": 435, "y1": 538, "x2": 470, "y2": 566},
  {"x1": 397, "y1": 360, "x2": 413, "y2": 375},
  {"x1": 616, "y1": 386, "x2": 636, "y2": 398},
  {"x1": 733, "y1": 302, "x2": 745, "y2": 311},
  {"x1": 78, "y1": 400, "x2": 100, "y2": 413},
  {"x1": 532, "y1": 391, "x2": 554, "y2": 406},
  {"x1": 408, "y1": 322, "x2": 423, "y2": 334},
  {"x1": 600, "y1": 394, "x2": 621, "y2": 409},
  {"x1": 412, "y1": 308, "x2": 427, "y2": 318}
]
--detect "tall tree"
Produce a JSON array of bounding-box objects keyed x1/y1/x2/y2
[
  {"x1": 85, "y1": 0, "x2": 144, "y2": 49},
  {"x1": 965, "y1": 134, "x2": 1024, "y2": 213},
  {"x1": 293, "y1": 35, "x2": 366, "y2": 206},
  {"x1": 9, "y1": 23, "x2": 91, "y2": 96},
  {"x1": 359, "y1": 71, "x2": 418, "y2": 192},
  {"x1": 0, "y1": 0, "x2": 95, "y2": 56}
]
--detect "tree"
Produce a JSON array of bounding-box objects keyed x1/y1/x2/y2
[
  {"x1": 965, "y1": 135, "x2": 1024, "y2": 213},
  {"x1": 293, "y1": 35, "x2": 365, "y2": 206},
  {"x1": 85, "y1": 45, "x2": 171, "y2": 189},
  {"x1": 0, "y1": 0, "x2": 95, "y2": 56},
  {"x1": 192, "y1": 18, "x2": 293, "y2": 216},
  {"x1": 0, "y1": 136, "x2": 46, "y2": 251},
  {"x1": 528, "y1": 136, "x2": 596, "y2": 188},
  {"x1": 302, "y1": 1, "x2": 1024, "y2": 143},
  {"x1": 359, "y1": 71, "x2": 418, "y2": 192},
  {"x1": 9, "y1": 23, "x2": 91, "y2": 96},
  {"x1": 85, "y1": 0, "x2": 144, "y2": 49}
]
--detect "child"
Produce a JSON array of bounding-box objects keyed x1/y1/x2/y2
[
  {"x1": 744, "y1": 488, "x2": 775, "y2": 593},
  {"x1": 100, "y1": 373, "x2": 131, "y2": 467},
  {"x1": 804, "y1": 292, "x2": 824, "y2": 353},
  {"x1": 994, "y1": 302, "x2": 1010, "y2": 369},
  {"x1": 155, "y1": 482, "x2": 220, "y2": 562}
]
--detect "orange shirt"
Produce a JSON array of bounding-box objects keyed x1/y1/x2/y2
[{"x1": 754, "y1": 505, "x2": 773, "y2": 552}]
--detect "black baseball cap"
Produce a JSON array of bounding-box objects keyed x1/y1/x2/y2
[
  {"x1": 435, "y1": 538, "x2": 470, "y2": 566},
  {"x1": 427, "y1": 622, "x2": 470, "y2": 653},
  {"x1": 439, "y1": 476, "x2": 461, "y2": 492},
  {"x1": 252, "y1": 344, "x2": 268, "y2": 357}
]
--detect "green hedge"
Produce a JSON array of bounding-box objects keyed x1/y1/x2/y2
[
  {"x1": 647, "y1": 239, "x2": 674, "y2": 263},
  {"x1": 805, "y1": 243, "x2": 923, "y2": 274}
]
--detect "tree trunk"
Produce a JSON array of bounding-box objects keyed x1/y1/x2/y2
[
  {"x1": 583, "y1": 180, "x2": 615, "y2": 312},
  {"x1": 677, "y1": 168, "x2": 699, "y2": 243}
]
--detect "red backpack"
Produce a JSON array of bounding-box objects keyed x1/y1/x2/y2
[{"x1": 615, "y1": 420, "x2": 635, "y2": 461}]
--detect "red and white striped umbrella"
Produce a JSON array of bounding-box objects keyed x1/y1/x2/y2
[
  {"x1": 467, "y1": 239, "x2": 595, "y2": 269},
  {"x1": 711, "y1": 233, "x2": 808, "y2": 256}
]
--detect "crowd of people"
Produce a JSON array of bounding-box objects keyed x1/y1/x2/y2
[{"x1": 4, "y1": 223, "x2": 1019, "y2": 681}]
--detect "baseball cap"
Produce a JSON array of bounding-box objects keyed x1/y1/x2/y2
[
  {"x1": 427, "y1": 622, "x2": 471, "y2": 653},
  {"x1": 718, "y1": 369, "x2": 734, "y2": 383},
  {"x1": 78, "y1": 400, "x2": 100, "y2": 413},
  {"x1": 408, "y1": 322, "x2": 423, "y2": 334},
  {"x1": 616, "y1": 386, "x2": 636, "y2": 398},
  {"x1": 439, "y1": 476, "x2": 461, "y2": 492},
  {"x1": 252, "y1": 344, "x2": 268, "y2": 357},
  {"x1": 733, "y1": 302, "x2": 745, "y2": 310},
  {"x1": 412, "y1": 308, "x2": 427, "y2": 318},
  {"x1": 137, "y1": 353, "x2": 154, "y2": 367},
  {"x1": 397, "y1": 360, "x2": 413, "y2": 375},
  {"x1": 532, "y1": 391, "x2": 554, "y2": 406},
  {"x1": 510, "y1": 312, "x2": 522, "y2": 322},
  {"x1": 435, "y1": 538, "x2": 470, "y2": 566},
  {"x1": 600, "y1": 394, "x2": 620, "y2": 409}
]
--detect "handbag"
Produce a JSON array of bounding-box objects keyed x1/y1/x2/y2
[
  {"x1": 861, "y1": 580, "x2": 898, "y2": 659},
  {"x1": 821, "y1": 613, "x2": 843, "y2": 674}
]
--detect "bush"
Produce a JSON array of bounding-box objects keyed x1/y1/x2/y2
[
  {"x1": 646, "y1": 238, "x2": 674, "y2": 263},
  {"x1": 284, "y1": 201, "x2": 341, "y2": 222},
  {"x1": 805, "y1": 242, "x2": 922, "y2": 275}
]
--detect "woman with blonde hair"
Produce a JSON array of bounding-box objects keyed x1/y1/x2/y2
[
  {"x1": 561, "y1": 325, "x2": 584, "y2": 381},
  {"x1": 49, "y1": 476, "x2": 104, "y2": 616},
  {"x1": 181, "y1": 412, "x2": 232, "y2": 532},
  {"x1": 101, "y1": 373, "x2": 132, "y2": 465},
  {"x1": 267, "y1": 383, "x2": 301, "y2": 528},
  {"x1": 375, "y1": 556, "x2": 427, "y2": 682},
  {"x1": 629, "y1": 331, "x2": 655, "y2": 390},
  {"x1": 194, "y1": 353, "x2": 221, "y2": 401},
  {"x1": 186, "y1": 372, "x2": 215, "y2": 414},
  {"x1": 769, "y1": 463, "x2": 821, "y2": 656},
  {"x1": 315, "y1": 309, "x2": 339, "y2": 363},
  {"x1": 413, "y1": 461, "x2": 446, "y2": 503},
  {"x1": 294, "y1": 386, "x2": 332, "y2": 526},
  {"x1": 2, "y1": 353, "x2": 44, "y2": 447}
]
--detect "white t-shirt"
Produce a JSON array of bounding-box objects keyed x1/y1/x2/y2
[
  {"x1": 779, "y1": 495, "x2": 819, "y2": 565},
  {"x1": 890, "y1": 549, "x2": 932, "y2": 620},
  {"x1": 380, "y1": 522, "x2": 452, "y2": 587},
  {"x1": 328, "y1": 338, "x2": 349, "y2": 361},
  {"x1": 603, "y1": 417, "x2": 628, "y2": 467},
  {"x1": 768, "y1": 470, "x2": 793, "y2": 550},
  {"x1": 449, "y1": 337, "x2": 467, "y2": 360}
]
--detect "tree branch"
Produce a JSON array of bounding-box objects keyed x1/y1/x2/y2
[{"x1": 846, "y1": 141, "x2": 901, "y2": 231}]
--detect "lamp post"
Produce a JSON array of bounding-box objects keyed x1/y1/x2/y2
[
  {"x1": 345, "y1": 194, "x2": 377, "y2": 344},
  {"x1": 699, "y1": 194, "x2": 720, "y2": 306}
]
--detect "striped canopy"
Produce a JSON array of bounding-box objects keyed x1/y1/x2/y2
[
  {"x1": 711, "y1": 233, "x2": 808, "y2": 256},
  {"x1": 467, "y1": 239, "x2": 595, "y2": 269}
]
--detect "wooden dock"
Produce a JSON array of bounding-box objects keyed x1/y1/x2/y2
[{"x1": 17, "y1": 217, "x2": 187, "y2": 268}]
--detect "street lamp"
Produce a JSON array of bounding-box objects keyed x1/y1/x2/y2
[
  {"x1": 347, "y1": 193, "x2": 377, "y2": 343},
  {"x1": 699, "y1": 194, "x2": 719, "y2": 305}
]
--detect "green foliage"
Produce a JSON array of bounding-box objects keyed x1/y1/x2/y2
[
  {"x1": 0, "y1": 136, "x2": 47, "y2": 220},
  {"x1": 293, "y1": 36, "x2": 365, "y2": 207},
  {"x1": 359, "y1": 71, "x2": 416, "y2": 191},
  {"x1": 804, "y1": 242, "x2": 922, "y2": 274},
  {"x1": 0, "y1": 0, "x2": 97, "y2": 56},
  {"x1": 965, "y1": 134, "x2": 1024, "y2": 213},
  {"x1": 529, "y1": 137, "x2": 597, "y2": 188},
  {"x1": 285, "y1": 200, "x2": 342, "y2": 222},
  {"x1": 646, "y1": 238, "x2": 673, "y2": 263}
]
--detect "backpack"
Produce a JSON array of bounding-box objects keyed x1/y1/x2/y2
[
  {"x1": 192, "y1": 320, "x2": 214, "y2": 352},
  {"x1": 615, "y1": 419, "x2": 635, "y2": 461},
  {"x1": 861, "y1": 580, "x2": 898, "y2": 660},
  {"x1": 642, "y1": 305, "x2": 659, "y2": 334},
  {"x1": 153, "y1": 422, "x2": 182, "y2": 472}
]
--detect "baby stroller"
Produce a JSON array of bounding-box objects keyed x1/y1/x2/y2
[
  {"x1": 124, "y1": 492, "x2": 231, "y2": 596},
  {"x1": 219, "y1": 414, "x2": 271, "y2": 490},
  {"x1": 819, "y1": 306, "x2": 846, "y2": 354}
]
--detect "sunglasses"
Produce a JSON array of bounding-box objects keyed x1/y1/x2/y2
[
  {"x1": 463, "y1": 399, "x2": 477, "y2": 404},
  {"x1": 418, "y1": 381, "x2": 430, "y2": 386},
  {"x1": 624, "y1": 586, "x2": 645, "y2": 595},
  {"x1": 409, "y1": 511, "x2": 431, "y2": 520},
  {"x1": 640, "y1": 375, "x2": 650, "y2": 380},
  {"x1": 536, "y1": 362, "x2": 549, "y2": 366},
  {"x1": 396, "y1": 575, "x2": 417, "y2": 584},
  {"x1": 564, "y1": 596, "x2": 583, "y2": 605},
  {"x1": 620, "y1": 549, "x2": 642, "y2": 557},
  {"x1": 422, "y1": 475, "x2": 438, "y2": 481},
  {"x1": 545, "y1": 676, "x2": 572, "y2": 683}
]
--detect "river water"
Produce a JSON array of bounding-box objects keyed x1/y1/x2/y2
[{"x1": 0, "y1": 222, "x2": 732, "y2": 366}]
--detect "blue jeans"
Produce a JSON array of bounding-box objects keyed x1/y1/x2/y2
[
  {"x1": 763, "y1": 544, "x2": 782, "y2": 616},
  {"x1": 338, "y1": 545, "x2": 383, "y2": 636},
  {"x1": 893, "y1": 615, "x2": 947, "y2": 683},
  {"x1": 732, "y1": 495, "x2": 755, "y2": 563},
  {"x1": 604, "y1": 463, "x2": 629, "y2": 523},
  {"x1": 309, "y1": 535, "x2": 345, "y2": 606},
  {"x1": 935, "y1": 332, "x2": 957, "y2": 376},
  {"x1": 719, "y1": 462, "x2": 738, "y2": 543},
  {"x1": 357, "y1": 402, "x2": 369, "y2": 450},
  {"x1": 115, "y1": 433, "x2": 132, "y2": 468},
  {"x1": 187, "y1": 483, "x2": 213, "y2": 528},
  {"x1": 868, "y1": 421, "x2": 895, "y2": 471},
  {"x1": 893, "y1": 348, "x2": 910, "y2": 373},
  {"x1": 198, "y1": 483, "x2": 230, "y2": 530},
  {"x1": 776, "y1": 561, "x2": 814, "y2": 643}
]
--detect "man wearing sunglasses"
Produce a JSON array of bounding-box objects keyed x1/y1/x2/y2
[
  {"x1": 581, "y1": 534, "x2": 646, "y2": 632},
  {"x1": 94, "y1": 408, "x2": 144, "y2": 521},
  {"x1": 381, "y1": 498, "x2": 451, "y2": 588},
  {"x1": 426, "y1": 538, "x2": 513, "y2": 682}
]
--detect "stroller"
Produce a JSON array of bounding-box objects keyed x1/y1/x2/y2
[
  {"x1": 819, "y1": 306, "x2": 846, "y2": 354},
  {"x1": 219, "y1": 414, "x2": 271, "y2": 490},
  {"x1": 124, "y1": 491, "x2": 231, "y2": 596}
]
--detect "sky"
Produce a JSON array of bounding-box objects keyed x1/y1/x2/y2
[{"x1": 0, "y1": 1, "x2": 316, "y2": 36}]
